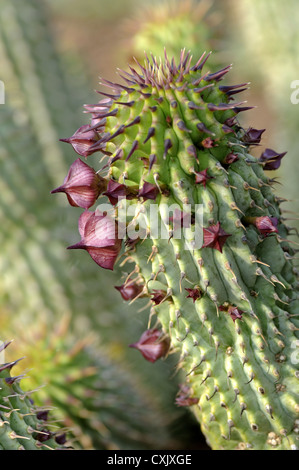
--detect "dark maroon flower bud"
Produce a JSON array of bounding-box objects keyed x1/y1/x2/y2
[
  {"x1": 36, "y1": 429, "x2": 52, "y2": 442},
  {"x1": 103, "y1": 179, "x2": 127, "y2": 205},
  {"x1": 175, "y1": 395, "x2": 199, "y2": 406},
  {"x1": 51, "y1": 158, "x2": 107, "y2": 209},
  {"x1": 151, "y1": 289, "x2": 168, "y2": 305},
  {"x1": 185, "y1": 287, "x2": 202, "y2": 302},
  {"x1": 138, "y1": 181, "x2": 159, "y2": 200},
  {"x1": 242, "y1": 127, "x2": 266, "y2": 145},
  {"x1": 36, "y1": 410, "x2": 49, "y2": 421},
  {"x1": 228, "y1": 306, "x2": 243, "y2": 322},
  {"x1": 201, "y1": 137, "x2": 215, "y2": 148},
  {"x1": 259, "y1": 148, "x2": 287, "y2": 170},
  {"x1": 67, "y1": 210, "x2": 122, "y2": 270},
  {"x1": 202, "y1": 222, "x2": 231, "y2": 253},
  {"x1": 129, "y1": 329, "x2": 170, "y2": 363},
  {"x1": 223, "y1": 153, "x2": 239, "y2": 165},
  {"x1": 115, "y1": 281, "x2": 144, "y2": 301},
  {"x1": 60, "y1": 125, "x2": 99, "y2": 158},
  {"x1": 103, "y1": 179, "x2": 138, "y2": 205},
  {"x1": 224, "y1": 116, "x2": 238, "y2": 128},
  {"x1": 175, "y1": 385, "x2": 199, "y2": 407},
  {"x1": 219, "y1": 305, "x2": 243, "y2": 323},
  {"x1": 251, "y1": 216, "x2": 279, "y2": 235},
  {"x1": 194, "y1": 169, "x2": 214, "y2": 188},
  {"x1": 55, "y1": 434, "x2": 67, "y2": 445}
]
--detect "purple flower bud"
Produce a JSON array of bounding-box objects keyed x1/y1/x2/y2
[
  {"x1": 194, "y1": 169, "x2": 214, "y2": 188},
  {"x1": 103, "y1": 179, "x2": 138, "y2": 205},
  {"x1": 242, "y1": 127, "x2": 266, "y2": 145},
  {"x1": 202, "y1": 222, "x2": 231, "y2": 253},
  {"x1": 253, "y1": 216, "x2": 278, "y2": 235},
  {"x1": 223, "y1": 153, "x2": 239, "y2": 165},
  {"x1": 219, "y1": 305, "x2": 243, "y2": 323},
  {"x1": 36, "y1": 410, "x2": 49, "y2": 421},
  {"x1": 103, "y1": 179, "x2": 127, "y2": 205},
  {"x1": 51, "y1": 158, "x2": 107, "y2": 209},
  {"x1": 55, "y1": 434, "x2": 67, "y2": 445},
  {"x1": 175, "y1": 385, "x2": 199, "y2": 407},
  {"x1": 224, "y1": 116, "x2": 237, "y2": 128},
  {"x1": 228, "y1": 306, "x2": 243, "y2": 322},
  {"x1": 138, "y1": 181, "x2": 159, "y2": 200},
  {"x1": 60, "y1": 125, "x2": 99, "y2": 158},
  {"x1": 151, "y1": 289, "x2": 168, "y2": 305},
  {"x1": 115, "y1": 281, "x2": 144, "y2": 301},
  {"x1": 129, "y1": 329, "x2": 170, "y2": 363},
  {"x1": 185, "y1": 287, "x2": 202, "y2": 302},
  {"x1": 67, "y1": 210, "x2": 122, "y2": 270},
  {"x1": 259, "y1": 148, "x2": 287, "y2": 170},
  {"x1": 36, "y1": 429, "x2": 52, "y2": 442},
  {"x1": 201, "y1": 137, "x2": 215, "y2": 148}
]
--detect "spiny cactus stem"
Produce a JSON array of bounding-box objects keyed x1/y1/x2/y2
[{"x1": 53, "y1": 51, "x2": 299, "y2": 450}]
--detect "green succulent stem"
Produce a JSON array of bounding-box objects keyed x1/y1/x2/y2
[{"x1": 55, "y1": 51, "x2": 299, "y2": 450}]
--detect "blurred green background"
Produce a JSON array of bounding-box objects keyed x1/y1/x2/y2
[{"x1": 0, "y1": 0, "x2": 298, "y2": 450}]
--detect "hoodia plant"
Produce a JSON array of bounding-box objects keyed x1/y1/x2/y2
[
  {"x1": 0, "y1": 342, "x2": 68, "y2": 450},
  {"x1": 52, "y1": 50, "x2": 299, "y2": 450}
]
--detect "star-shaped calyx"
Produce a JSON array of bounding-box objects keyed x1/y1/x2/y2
[
  {"x1": 202, "y1": 222, "x2": 231, "y2": 253},
  {"x1": 185, "y1": 287, "x2": 202, "y2": 302},
  {"x1": 194, "y1": 169, "x2": 214, "y2": 188},
  {"x1": 219, "y1": 304, "x2": 243, "y2": 323}
]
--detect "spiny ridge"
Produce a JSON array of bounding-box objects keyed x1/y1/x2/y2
[{"x1": 0, "y1": 346, "x2": 69, "y2": 450}]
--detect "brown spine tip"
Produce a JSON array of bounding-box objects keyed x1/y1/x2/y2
[
  {"x1": 125, "y1": 140, "x2": 139, "y2": 161},
  {"x1": 143, "y1": 127, "x2": 155, "y2": 144},
  {"x1": 163, "y1": 139, "x2": 173, "y2": 158}
]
